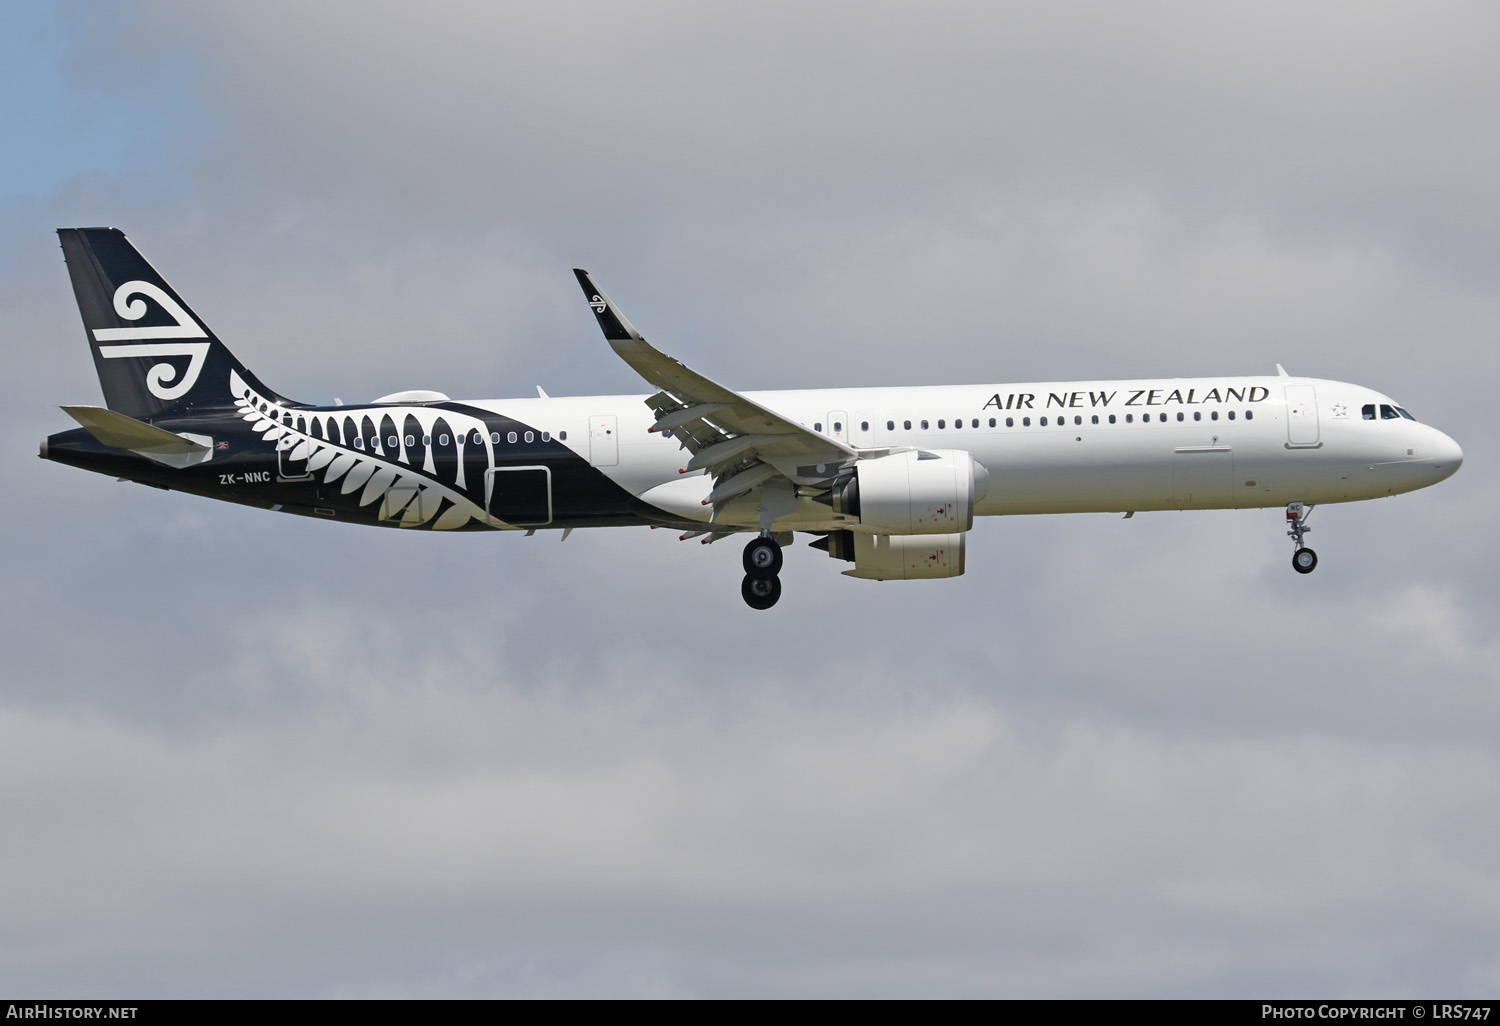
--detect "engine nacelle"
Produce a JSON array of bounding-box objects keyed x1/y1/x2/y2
[
  {"x1": 831, "y1": 449, "x2": 987, "y2": 535},
  {"x1": 840, "y1": 531, "x2": 967, "y2": 580}
]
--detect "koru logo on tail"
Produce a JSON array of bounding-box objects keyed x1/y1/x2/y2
[
  {"x1": 589, "y1": 295, "x2": 607, "y2": 314},
  {"x1": 93, "y1": 280, "x2": 211, "y2": 401}
]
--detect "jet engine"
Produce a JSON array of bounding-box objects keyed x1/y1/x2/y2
[
  {"x1": 827, "y1": 449, "x2": 988, "y2": 534},
  {"x1": 813, "y1": 529, "x2": 967, "y2": 580}
]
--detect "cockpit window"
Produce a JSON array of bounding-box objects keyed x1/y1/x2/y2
[
  {"x1": 1396, "y1": 407, "x2": 1416, "y2": 421},
  {"x1": 1380, "y1": 404, "x2": 1400, "y2": 420},
  {"x1": 1362, "y1": 404, "x2": 1376, "y2": 420}
]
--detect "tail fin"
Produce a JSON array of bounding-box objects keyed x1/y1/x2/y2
[{"x1": 57, "y1": 228, "x2": 292, "y2": 417}]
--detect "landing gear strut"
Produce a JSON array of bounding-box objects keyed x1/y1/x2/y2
[
  {"x1": 741, "y1": 535, "x2": 783, "y2": 609},
  {"x1": 1287, "y1": 502, "x2": 1318, "y2": 574}
]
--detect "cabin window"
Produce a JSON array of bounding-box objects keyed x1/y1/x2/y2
[
  {"x1": 1125, "y1": 414, "x2": 1133, "y2": 423},
  {"x1": 953, "y1": 419, "x2": 961, "y2": 430},
  {"x1": 354, "y1": 437, "x2": 364, "y2": 449},
  {"x1": 814, "y1": 422, "x2": 822, "y2": 432},
  {"x1": 1193, "y1": 412, "x2": 1201, "y2": 421},
  {"x1": 1227, "y1": 411, "x2": 1236, "y2": 420},
  {"x1": 1040, "y1": 417, "x2": 1048, "y2": 426},
  {"x1": 972, "y1": 419, "x2": 979, "y2": 428},
  {"x1": 1074, "y1": 416, "x2": 1082, "y2": 426},
  {"x1": 1005, "y1": 417, "x2": 1013, "y2": 427},
  {"x1": 1091, "y1": 415, "x2": 1099, "y2": 424},
  {"x1": 904, "y1": 420, "x2": 912, "y2": 430},
  {"x1": 438, "y1": 434, "x2": 450, "y2": 445},
  {"x1": 422, "y1": 435, "x2": 431, "y2": 446},
  {"x1": 921, "y1": 420, "x2": 929, "y2": 429},
  {"x1": 1159, "y1": 413, "x2": 1167, "y2": 422},
  {"x1": 1023, "y1": 417, "x2": 1031, "y2": 426},
  {"x1": 524, "y1": 431, "x2": 534, "y2": 443},
  {"x1": 833, "y1": 422, "x2": 842, "y2": 432},
  {"x1": 860, "y1": 421, "x2": 869, "y2": 432},
  {"x1": 1210, "y1": 411, "x2": 1218, "y2": 421},
  {"x1": 989, "y1": 418, "x2": 997, "y2": 427},
  {"x1": 938, "y1": 420, "x2": 946, "y2": 429},
  {"x1": 542, "y1": 431, "x2": 551, "y2": 442},
  {"x1": 1245, "y1": 410, "x2": 1253, "y2": 421},
  {"x1": 1108, "y1": 414, "x2": 1116, "y2": 424},
  {"x1": 491, "y1": 432, "x2": 501, "y2": 443},
  {"x1": 887, "y1": 421, "x2": 895, "y2": 431},
  {"x1": 405, "y1": 435, "x2": 416, "y2": 447},
  {"x1": 507, "y1": 431, "x2": 517, "y2": 443},
  {"x1": 559, "y1": 431, "x2": 568, "y2": 440},
  {"x1": 1176, "y1": 413, "x2": 1184, "y2": 422}
]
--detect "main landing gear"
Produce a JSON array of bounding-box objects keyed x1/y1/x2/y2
[
  {"x1": 741, "y1": 535, "x2": 784, "y2": 610},
  {"x1": 1287, "y1": 502, "x2": 1318, "y2": 574}
]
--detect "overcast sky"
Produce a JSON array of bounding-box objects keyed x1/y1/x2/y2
[{"x1": 3, "y1": 0, "x2": 1497, "y2": 998}]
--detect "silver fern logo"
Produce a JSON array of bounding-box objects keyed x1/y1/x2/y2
[
  {"x1": 93, "y1": 281, "x2": 211, "y2": 401},
  {"x1": 230, "y1": 371, "x2": 512, "y2": 530}
]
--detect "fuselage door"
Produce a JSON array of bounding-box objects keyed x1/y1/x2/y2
[
  {"x1": 826, "y1": 411, "x2": 848, "y2": 445},
  {"x1": 380, "y1": 481, "x2": 432, "y2": 526},
  {"x1": 589, "y1": 415, "x2": 618, "y2": 467},
  {"x1": 1285, "y1": 386, "x2": 1321, "y2": 447},
  {"x1": 486, "y1": 466, "x2": 553, "y2": 527},
  {"x1": 276, "y1": 425, "x2": 313, "y2": 480}
]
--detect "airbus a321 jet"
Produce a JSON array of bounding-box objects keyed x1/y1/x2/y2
[{"x1": 41, "y1": 228, "x2": 1463, "y2": 609}]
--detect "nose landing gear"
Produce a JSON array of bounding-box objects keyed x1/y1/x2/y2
[
  {"x1": 1287, "y1": 502, "x2": 1317, "y2": 574},
  {"x1": 741, "y1": 535, "x2": 784, "y2": 609}
]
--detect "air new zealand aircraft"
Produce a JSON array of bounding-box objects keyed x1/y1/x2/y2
[{"x1": 42, "y1": 228, "x2": 1463, "y2": 608}]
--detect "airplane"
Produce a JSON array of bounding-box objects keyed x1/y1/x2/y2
[{"x1": 40, "y1": 227, "x2": 1463, "y2": 609}]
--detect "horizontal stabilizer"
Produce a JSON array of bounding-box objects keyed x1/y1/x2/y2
[{"x1": 61, "y1": 405, "x2": 209, "y2": 454}]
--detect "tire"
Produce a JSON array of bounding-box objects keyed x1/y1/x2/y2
[
  {"x1": 743, "y1": 537, "x2": 783, "y2": 578},
  {"x1": 741, "y1": 573, "x2": 782, "y2": 610},
  {"x1": 1292, "y1": 547, "x2": 1318, "y2": 574}
]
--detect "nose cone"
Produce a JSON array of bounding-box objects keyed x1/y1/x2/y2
[{"x1": 1430, "y1": 429, "x2": 1463, "y2": 482}]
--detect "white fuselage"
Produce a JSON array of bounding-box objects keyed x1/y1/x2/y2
[{"x1": 449, "y1": 374, "x2": 1462, "y2": 531}]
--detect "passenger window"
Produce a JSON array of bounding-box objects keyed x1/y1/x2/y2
[
  {"x1": 542, "y1": 431, "x2": 551, "y2": 441},
  {"x1": 524, "y1": 431, "x2": 534, "y2": 442},
  {"x1": 354, "y1": 437, "x2": 364, "y2": 450},
  {"x1": 1125, "y1": 414, "x2": 1133, "y2": 423},
  {"x1": 987, "y1": 418, "x2": 995, "y2": 428},
  {"x1": 921, "y1": 420, "x2": 929, "y2": 429},
  {"x1": 405, "y1": 434, "x2": 416, "y2": 447},
  {"x1": 904, "y1": 420, "x2": 912, "y2": 430},
  {"x1": 1362, "y1": 404, "x2": 1376, "y2": 420},
  {"x1": 1108, "y1": 414, "x2": 1116, "y2": 424},
  {"x1": 507, "y1": 431, "x2": 517, "y2": 443},
  {"x1": 1005, "y1": 417, "x2": 1013, "y2": 427},
  {"x1": 814, "y1": 422, "x2": 822, "y2": 432},
  {"x1": 1176, "y1": 413, "x2": 1184, "y2": 422},
  {"x1": 860, "y1": 421, "x2": 869, "y2": 432},
  {"x1": 1227, "y1": 411, "x2": 1236, "y2": 420},
  {"x1": 1245, "y1": 411, "x2": 1253, "y2": 421},
  {"x1": 1193, "y1": 411, "x2": 1201, "y2": 421},
  {"x1": 886, "y1": 421, "x2": 894, "y2": 431},
  {"x1": 422, "y1": 435, "x2": 431, "y2": 446},
  {"x1": 1022, "y1": 417, "x2": 1031, "y2": 426},
  {"x1": 560, "y1": 431, "x2": 567, "y2": 441},
  {"x1": 1074, "y1": 416, "x2": 1082, "y2": 426},
  {"x1": 833, "y1": 422, "x2": 842, "y2": 432},
  {"x1": 438, "y1": 434, "x2": 449, "y2": 445},
  {"x1": 952, "y1": 419, "x2": 961, "y2": 429},
  {"x1": 1091, "y1": 415, "x2": 1098, "y2": 424},
  {"x1": 1210, "y1": 411, "x2": 1218, "y2": 421},
  {"x1": 1159, "y1": 413, "x2": 1167, "y2": 422},
  {"x1": 1040, "y1": 417, "x2": 1048, "y2": 426}
]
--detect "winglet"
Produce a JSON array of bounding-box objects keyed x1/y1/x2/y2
[{"x1": 573, "y1": 269, "x2": 643, "y2": 342}]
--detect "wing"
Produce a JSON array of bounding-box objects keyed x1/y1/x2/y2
[{"x1": 574, "y1": 269, "x2": 858, "y2": 525}]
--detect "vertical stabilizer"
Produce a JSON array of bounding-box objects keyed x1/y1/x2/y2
[{"x1": 57, "y1": 228, "x2": 292, "y2": 417}]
